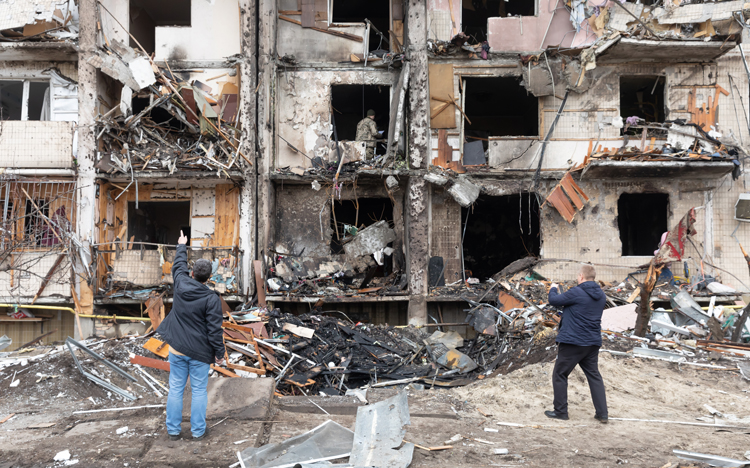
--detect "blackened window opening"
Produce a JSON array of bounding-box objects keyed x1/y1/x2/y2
[
  {"x1": 461, "y1": 194, "x2": 540, "y2": 281},
  {"x1": 331, "y1": 85, "x2": 390, "y2": 150},
  {"x1": 332, "y1": 0, "x2": 391, "y2": 52},
  {"x1": 620, "y1": 75, "x2": 665, "y2": 133},
  {"x1": 618, "y1": 193, "x2": 668, "y2": 256},
  {"x1": 0, "y1": 81, "x2": 50, "y2": 121},
  {"x1": 129, "y1": 0, "x2": 191, "y2": 55},
  {"x1": 128, "y1": 201, "x2": 191, "y2": 249},
  {"x1": 331, "y1": 198, "x2": 394, "y2": 275},
  {"x1": 464, "y1": 77, "x2": 538, "y2": 138}
]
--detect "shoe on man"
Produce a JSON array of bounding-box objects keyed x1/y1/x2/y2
[
  {"x1": 544, "y1": 410, "x2": 569, "y2": 421},
  {"x1": 594, "y1": 414, "x2": 608, "y2": 424},
  {"x1": 168, "y1": 432, "x2": 182, "y2": 441},
  {"x1": 192, "y1": 427, "x2": 209, "y2": 441}
]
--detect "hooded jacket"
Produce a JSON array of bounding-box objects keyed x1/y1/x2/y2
[
  {"x1": 549, "y1": 281, "x2": 606, "y2": 347},
  {"x1": 156, "y1": 244, "x2": 225, "y2": 364}
]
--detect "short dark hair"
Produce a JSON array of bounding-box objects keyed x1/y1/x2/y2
[{"x1": 193, "y1": 259, "x2": 212, "y2": 283}]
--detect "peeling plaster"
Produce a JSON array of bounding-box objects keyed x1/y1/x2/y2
[{"x1": 409, "y1": 179, "x2": 426, "y2": 217}]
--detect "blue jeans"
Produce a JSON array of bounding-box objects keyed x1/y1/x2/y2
[{"x1": 166, "y1": 352, "x2": 210, "y2": 437}]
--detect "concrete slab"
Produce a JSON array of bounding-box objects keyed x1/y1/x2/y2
[
  {"x1": 65, "y1": 420, "x2": 121, "y2": 437},
  {"x1": 182, "y1": 376, "x2": 274, "y2": 421}
]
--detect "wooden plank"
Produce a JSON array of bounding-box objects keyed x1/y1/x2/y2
[
  {"x1": 546, "y1": 186, "x2": 576, "y2": 223},
  {"x1": 559, "y1": 174, "x2": 584, "y2": 210},
  {"x1": 564, "y1": 173, "x2": 590, "y2": 202},
  {"x1": 429, "y1": 64, "x2": 456, "y2": 128},
  {"x1": 226, "y1": 362, "x2": 266, "y2": 375},
  {"x1": 314, "y1": 0, "x2": 328, "y2": 29},
  {"x1": 0, "y1": 413, "x2": 15, "y2": 425},
  {"x1": 254, "y1": 260, "x2": 266, "y2": 307},
  {"x1": 211, "y1": 365, "x2": 239, "y2": 377},
  {"x1": 301, "y1": 0, "x2": 314, "y2": 27},
  {"x1": 143, "y1": 337, "x2": 169, "y2": 358},
  {"x1": 437, "y1": 129, "x2": 450, "y2": 168},
  {"x1": 17, "y1": 329, "x2": 58, "y2": 349},
  {"x1": 70, "y1": 286, "x2": 84, "y2": 339},
  {"x1": 144, "y1": 292, "x2": 166, "y2": 330},
  {"x1": 223, "y1": 321, "x2": 268, "y2": 338},
  {"x1": 214, "y1": 184, "x2": 238, "y2": 247},
  {"x1": 279, "y1": 16, "x2": 363, "y2": 42},
  {"x1": 130, "y1": 355, "x2": 170, "y2": 372}
]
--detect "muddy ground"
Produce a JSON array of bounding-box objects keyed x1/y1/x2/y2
[{"x1": 0, "y1": 336, "x2": 749, "y2": 468}]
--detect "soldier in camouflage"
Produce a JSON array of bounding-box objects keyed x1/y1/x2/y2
[{"x1": 356, "y1": 109, "x2": 380, "y2": 160}]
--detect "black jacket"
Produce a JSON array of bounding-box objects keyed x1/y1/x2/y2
[
  {"x1": 549, "y1": 281, "x2": 606, "y2": 347},
  {"x1": 156, "y1": 244, "x2": 225, "y2": 364}
]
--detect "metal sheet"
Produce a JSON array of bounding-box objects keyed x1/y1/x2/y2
[
  {"x1": 673, "y1": 449, "x2": 748, "y2": 467},
  {"x1": 65, "y1": 337, "x2": 137, "y2": 401},
  {"x1": 350, "y1": 392, "x2": 414, "y2": 468},
  {"x1": 632, "y1": 347, "x2": 686, "y2": 362}
]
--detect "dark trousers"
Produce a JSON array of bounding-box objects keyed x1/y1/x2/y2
[{"x1": 552, "y1": 343, "x2": 607, "y2": 417}]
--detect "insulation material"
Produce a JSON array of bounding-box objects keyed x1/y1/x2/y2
[
  {"x1": 601, "y1": 304, "x2": 638, "y2": 332},
  {"x1": 87, "y1": 40, "x2": 156, "y2": 91},
  {"x1": 191, "y1": 217, "x2": 216, "y2": 244},
  {"x1": 607, "y1": 3, "x2": 644, "y2": 31},
  {"x1": 192, "y1": 189, "x2": 215, "y2": 217}
]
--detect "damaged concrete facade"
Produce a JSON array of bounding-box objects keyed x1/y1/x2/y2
[
  {"x1": 258, "y1": 0, "x2": 750, "y2": 329},
  {"x1": 0, "y1": 0, "x2": 257, "y2": 346},
  {"x1": 5, "y1": 0, "x2": 750, "y2": 344}
]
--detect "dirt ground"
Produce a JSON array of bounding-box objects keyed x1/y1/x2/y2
[{"x1": 1, "y1": 338, "x2": 749, "y2": 467}]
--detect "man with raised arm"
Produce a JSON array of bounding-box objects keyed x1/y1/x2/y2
[
  {"x1": 157, "y1": 230, "x2": 225, "y2": 441},
  {"x1": 544, "y1": 264, "x2": 608, "y2": 424}
]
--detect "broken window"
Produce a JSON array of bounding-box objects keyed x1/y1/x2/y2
[
  {"x1": 129, "y1": 0, "x2": 191, "y2": 55},
  {"x1": 332, "y1": 0, "x2": 391, "y2": 52},
  {"x1": 331, "y1": 84, "x2": 390, "y2": 149},
  {"x1": 331, "y1": 197, "x2": 394, "y2": 274},
  {"x1": 618, "y1": 193, "x2": 668, "y2": 256},
  {"x1": 0, "y1": 80, "x2": 50, "y2": 121},
  {"x1": 462, "y1": 193, "x2": 540, "y2": 281},
  {"x1": 620, "y1": 75, "x2": 665, "y2": 130},
  {"x1": 127, "y1": 201, "x2": 191, "y2": 249},
  {"x1": 463, "y1": 77, "x2": 538, "y2": 138}
]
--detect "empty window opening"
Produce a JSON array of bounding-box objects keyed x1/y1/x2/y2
[
  {"x1": 128, "y1": 201, "x2": 191, "y2": 249},
  {"x1": 462, "y1": 193, "x2": 540, "y2": 281},
  {"x1": 330, "y1": 197, "x2": 394, "y2": 275},
  {"x1": 620, "y1": 75, "x2": 665, "y2": 130},
  {"x1": 0, "y1": 80, "x2": 50, "y2": 121},
  {"x1": 129, "y1": 0, "x2": 191, "y2": 55},
  {"x1": 463, "y1": 77, "x2": 538, "y2": 138},
  {"x1": 332, "y1": 0, "x2": 391, "y2": 52},
  {"x1": 331, "y1": 84, "x2": 390, "y2": 152},
  {"x1": 618, "y1": 193, "x2": 668, "y2": 256}
]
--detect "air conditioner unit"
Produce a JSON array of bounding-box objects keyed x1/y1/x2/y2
[{"x1": 735, "y1": 194, "x2": 750, "y2": 222}]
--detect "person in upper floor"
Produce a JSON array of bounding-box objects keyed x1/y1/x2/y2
[{"x1": 356, "y1": 109, "x2": 380, "y2": 160}]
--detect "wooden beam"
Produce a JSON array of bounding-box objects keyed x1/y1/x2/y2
[
  {"x1": 31, "y1": 253, "x2": 66, "y2": 304},
  {"x1": 130, "y1": 355, "x2": 170, "y2": 372},
  {"x1": 17, "y1": 328, "x2": 58, "y2": 349},
  {"x1": 279, "y1": 15, "x2": 363, "y2": 42}
]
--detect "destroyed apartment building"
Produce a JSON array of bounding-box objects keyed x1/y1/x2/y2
[{"x1": 2, "y1": 0, "x2": 750, "y2": 347}]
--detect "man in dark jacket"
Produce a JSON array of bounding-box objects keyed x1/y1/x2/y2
[
  {"x1": 157, "y1": 231, "x2": 226, "y2": 441},
  {"x1": 544, "y1": 264, "x2": 608, "y2": 423}
]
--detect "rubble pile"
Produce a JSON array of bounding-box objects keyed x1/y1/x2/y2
[{"x1": 94, "y1": 46, "x2": 245, "y2": 176}]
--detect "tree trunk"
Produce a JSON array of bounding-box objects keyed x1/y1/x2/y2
[{"x1": 633, "y1": 283, "x2": 653, "y2": 337}]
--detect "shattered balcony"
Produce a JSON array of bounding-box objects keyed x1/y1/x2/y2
[
  {"x1": 94, "y1": 180, "x2": 242, "y2": 302},
  {"x1": 265, "y1": 181, "x2": 407, "y2": 304},
  {"x1": 0, "y1": 0, "x2": 79, "y2": 61}
]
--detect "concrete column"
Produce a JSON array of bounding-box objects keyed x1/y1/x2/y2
[
  {"x1": 238, "y1": 0, "x2": 257, "y2": 295},
  {"x1": 256, "y1": 0, "x2": 278, "y2": 280},
  {"x1": 76, "y1": 0, "x2": 99, "y2": 315},
  {"x1": 405, "y1": 0, "x2": 429, "y2": 325}
]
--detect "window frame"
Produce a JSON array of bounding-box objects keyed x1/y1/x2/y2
[{"x1": 0, "y1": 78, "x2": 51, "y2": 122}]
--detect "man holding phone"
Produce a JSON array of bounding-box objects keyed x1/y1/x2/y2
[{"x1": 157, "y1": 231, "x2": 226, "y2": 441}]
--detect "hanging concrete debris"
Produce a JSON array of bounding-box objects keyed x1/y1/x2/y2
[
  {"x1": 0, "y1": 0, "x2": 79, "y2": 41},
  {"x1": 447, "y1": 175, "x2": 480, "y2": 207},
  {"x1": 343, "y1": 220, "x2": 396, "y2": 259},
  {"x1": 88, "y1": 40, "x2": 156, "y2": 91}
]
